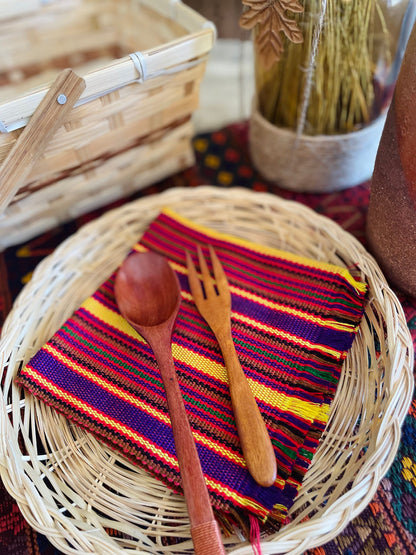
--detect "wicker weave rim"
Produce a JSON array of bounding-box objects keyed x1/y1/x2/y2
[{"x1": 0, "y1": 186, "x2": 413, "y2": 554}]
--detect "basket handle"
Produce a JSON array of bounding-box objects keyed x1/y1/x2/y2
[{"x1": 0, "y1": 69, "x2": 85, "y2": 214}]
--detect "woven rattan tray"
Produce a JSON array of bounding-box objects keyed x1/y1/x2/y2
[{"x1": 0, "y1": 186, "x2": 413, "y2": 554}]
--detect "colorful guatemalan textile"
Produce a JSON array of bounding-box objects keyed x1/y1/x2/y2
[{"x1": 16, "y1": 209, "x2": 368, "y2": 527}]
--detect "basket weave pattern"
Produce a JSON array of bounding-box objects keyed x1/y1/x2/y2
[
  {"x1": 0, "y1": 186, "x2": 413, "y2": 554},
  {"x1": 0, "y1": 0, "x2": 214, "y2": 248}
]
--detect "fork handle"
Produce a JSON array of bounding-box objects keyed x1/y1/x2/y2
[{"x1": 217, "y1": 331, "x2": 277, "y2": 488}]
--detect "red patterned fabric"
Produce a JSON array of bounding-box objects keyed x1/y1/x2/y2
[{"x1": 16, "y1": 209, "x2": 367, "y2": 527}]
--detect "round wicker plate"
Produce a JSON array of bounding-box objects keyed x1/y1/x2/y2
[{"x1": 0, "y1": 186, "x2": 413, "y2": 555}]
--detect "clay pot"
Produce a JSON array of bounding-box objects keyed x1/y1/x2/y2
[{"x1": 366, "y1": 22, "x2": 416, "y2": 298}]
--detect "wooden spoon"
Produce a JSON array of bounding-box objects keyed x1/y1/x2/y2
[{"x1": 114, "y1": 251, "x2": 226, "y2": 555}]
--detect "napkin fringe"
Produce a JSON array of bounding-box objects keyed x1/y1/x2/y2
[
  {"x1": 214, "y1": 506, "x2": 286, "y2": 546},
  {"x1": 250, "y1": 513, "x2": 262, "y2": 555}
]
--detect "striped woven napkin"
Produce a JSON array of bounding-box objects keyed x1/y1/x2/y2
[{"x1": 16, "y1": 208, "x2": 367, "y2": 529}]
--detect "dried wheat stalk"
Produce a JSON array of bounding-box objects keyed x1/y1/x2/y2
[{"x1": 241, "y1": 0, "x2": 394, "y2": 135}]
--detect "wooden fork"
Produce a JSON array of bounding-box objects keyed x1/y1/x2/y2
[{"x1": 186, "y1": 245, "x2": 277, "y2": 487}]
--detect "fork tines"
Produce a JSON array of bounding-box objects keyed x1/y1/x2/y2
[{"x1": 186, "y1": 244, "x2": 231, "y2": 305}]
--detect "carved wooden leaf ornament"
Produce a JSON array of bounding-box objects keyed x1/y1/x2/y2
[{"x1": 240, "y1": 0, "x2": 304, "y2": 68}]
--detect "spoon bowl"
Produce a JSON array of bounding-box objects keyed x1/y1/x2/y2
[
  {"x1": 114, "y1": 250, "x2": 225, "y2": 555},
  {"x1": 115, "y1": 250, "x2": 180, "y2": 331}
]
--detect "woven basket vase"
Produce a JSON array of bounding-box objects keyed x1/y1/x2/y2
[
  {"x1": 0, "y1": 0, "x2": 214, "y2": 249},
  {"x1": 0, "y1": 187, "x2": 413, "y2": 555}
]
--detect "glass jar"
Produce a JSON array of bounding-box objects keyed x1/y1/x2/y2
[
  {"x1": 242, "y1": 0, "x2": 416, "y2": 191},
  {"x1": 250, "y1": 0, "x2": 415, "y2": 135}
]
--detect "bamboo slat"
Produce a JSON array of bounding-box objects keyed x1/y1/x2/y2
[{"x1": 0, "y1": 69, "x2": 86, "y2": 213}]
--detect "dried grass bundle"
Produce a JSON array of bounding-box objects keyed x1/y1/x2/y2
[{"x1": 241, "y1": 0, "x2": 406, "y2": 135}]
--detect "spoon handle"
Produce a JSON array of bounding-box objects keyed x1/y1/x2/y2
[{"x1": 152, "y1": 335, "x2": 226, "y2": 555}]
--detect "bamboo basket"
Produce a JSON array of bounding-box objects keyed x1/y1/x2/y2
[
  {"x1": 0, "y1": 186, "x2": 413, "y2": 554},
  {"x1": 0, "y1": 0, "x2": 215, "y2": 249}
]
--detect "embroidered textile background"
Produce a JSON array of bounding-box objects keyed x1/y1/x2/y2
[{"x1": 1, "y1": 123, "x2": 415, "y2": 555}]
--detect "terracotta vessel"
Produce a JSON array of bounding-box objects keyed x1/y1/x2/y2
[{"x1": 366, "y1": 22, "x2": 416, "y2": 298}]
